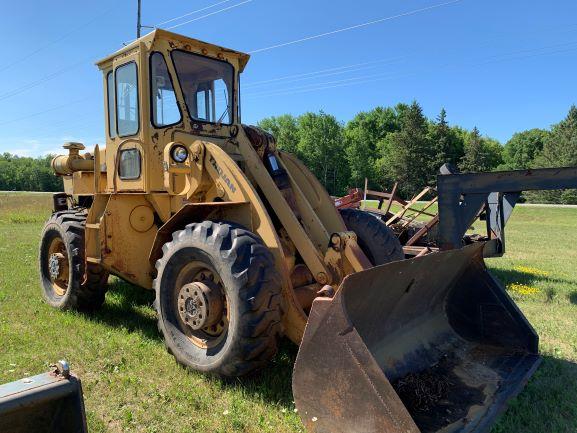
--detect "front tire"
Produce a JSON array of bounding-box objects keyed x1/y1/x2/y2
[
  {"x1": 39, "y1": 209, "x2": 109, "y2": 310},
  {"x1": 154, "y1": 221, "x2": 283, "y2": 377}
]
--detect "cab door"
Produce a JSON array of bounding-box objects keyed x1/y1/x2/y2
[{"x1": 105, "y1": 46, "x2": 149, "y2": 193}]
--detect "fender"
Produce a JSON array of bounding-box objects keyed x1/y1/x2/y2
[
  {"x1": 149, "y1": 140, "x2": 308, "y2": 344},
  {"x1": 148, "y1": 201, "x2": 252, "y2": 266}
]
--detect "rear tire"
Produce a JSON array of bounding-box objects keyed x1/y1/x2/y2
[
  {"x1": 339, "y1": 208, "x2": 404, "y2": 265},
  {"x1": 154, "y1": 221, "x2": 283, "y2": 377},
  {"x1": 39, "y1": 209, "x2": 109, "y2": 310}
]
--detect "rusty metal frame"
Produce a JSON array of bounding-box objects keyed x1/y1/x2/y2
[{"x1": 437, "y1": 167, "x2": 577, "y2": 254}]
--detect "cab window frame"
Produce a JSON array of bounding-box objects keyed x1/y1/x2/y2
[
  {"x1": 106, "y1": 71, "x2": 117, "y2": 139},
  {"x1": 149, "y1": 51, "x2": 183, "y2": 129},
  {"x1": 169, "y1": 49, "x2": 235, "y2": 126},
  {"x1": 114, "y1": 61, "x2": 140, "y2": 138}
]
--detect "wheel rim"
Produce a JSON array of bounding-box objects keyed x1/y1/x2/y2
[
  {"x1": 47, "y1": 236, "x2": 69, "y2": 296},
  {"x1": 173, "y1": 261, "x2": 229, "y2": 349}
]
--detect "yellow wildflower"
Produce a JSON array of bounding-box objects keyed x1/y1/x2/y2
[{"x1": 508, "y1": 283, "x2": 540, "y2": 296}]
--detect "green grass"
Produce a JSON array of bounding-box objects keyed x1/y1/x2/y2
[{"x1": 0, "y1": 193, "x2": 576, "y2": 432}]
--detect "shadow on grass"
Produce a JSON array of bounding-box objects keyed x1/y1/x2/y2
[
  {"x1": 489, "y1": 267, "x2": 575, "y2": 301},
  {"x1": 494, "y1": 355, "x2": 577, "y2": 432},
  {"x1": 220, "y1": 339, "x2": 298, "y2": 406},
  {"x1": 221, "y1": 349, "x2": 577, "y2": 424},
  {"x1": 77, "y1": 277, "x2": 577, "y2": 419},
  {"x1": 81, "y1": 278, "x2": 159, "y2": 341},
  {"x1": 83, "y1": 278, "x2": 298, "y2": 405},
  {"x1": 569, "y1": 292, "x2": 577, "y2": 305},
  {"x1": 490, "y1": 267, "x2": 573, "y2": 287}
]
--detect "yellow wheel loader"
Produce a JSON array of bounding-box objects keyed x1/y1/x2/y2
[{"x1": 41, "y1": 29, "x2": 541, "y2": 432}]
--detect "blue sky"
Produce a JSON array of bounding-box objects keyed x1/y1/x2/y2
[{"x1": 1, "y1": 0, "x2": 576, "y2": 156}]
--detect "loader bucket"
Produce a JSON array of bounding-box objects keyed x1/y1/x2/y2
[{"x1": 293, "y1": 242, "x2": 541, "y2": 433}]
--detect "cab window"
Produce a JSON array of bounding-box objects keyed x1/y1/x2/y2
[
  {"x1": 106, "y1": 72, "x2": 116, "y2": 138},
  {"x1": 115, "y1": 62, "x2": 139, "y2": 136},
  {"x1": 171, "y1": 50, "x2": 234, "y2": 125},
  {"x1": 150, "y1": 52, "x2": 181, "y2": 127},
  {"x1": 118, "y1": 148, "x2": 141, "y2": 180}
]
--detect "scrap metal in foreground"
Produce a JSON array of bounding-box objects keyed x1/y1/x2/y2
[{"x1": 0, "y1": 361, "x2": 87, "y2": 433}]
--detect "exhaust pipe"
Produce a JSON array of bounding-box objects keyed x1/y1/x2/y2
[{"x1": 51, "y1": 142, "x2": 94, "y2": 175}]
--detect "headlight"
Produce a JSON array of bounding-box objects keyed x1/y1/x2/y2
[{"x1": 171, "y1": 145, "x2": 188, "y2": 163}]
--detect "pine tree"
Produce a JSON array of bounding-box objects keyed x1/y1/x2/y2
[
  {"x1": 429, "y1": 108, "x2": 463, "y2": 170},
  {"x1": 380, "y1": 101, "x2": 436, "y2": 197},
  {"x1": 529, "y1": 105, "x2": 577, "y2": 203},
  {"x1": 459, "y1": 127, "x2": 493, "y2": 173}
]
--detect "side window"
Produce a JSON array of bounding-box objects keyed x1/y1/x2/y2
[
  {"x1": 115, "y1": 62, "x2": 139, "y2": 136},
  {"x1": 118, "y1": 148, "x2": 141, "y2": 180},
  {"x1": 107, "y1": 72, "x2": 116, "y2": 138},
  {"x1": 150, "y1": 52, "x2": 181, "y2": 127},
  {"x1": 196, "y1": 86, "x2": 210, "y2": 121},
  {"x1": 213, "y1": 78, "x2": 230, "y2": 123}
]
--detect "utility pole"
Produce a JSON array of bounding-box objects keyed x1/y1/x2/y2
[{"x1": 137, "y1": 0, "x2": 142, "y2": 38}]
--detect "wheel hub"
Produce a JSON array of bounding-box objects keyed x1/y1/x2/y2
[
  {"x1": 178, "y1": 281, "x2": 224, "y2": 331},
  {"x1": 48, "y1": 253, "x2": 65, "y2": 280}
]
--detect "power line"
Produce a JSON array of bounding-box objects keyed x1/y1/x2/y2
[
  {"x1": 245, "y1": 73, "x2": 399, "y2": 99},
  {"x1": 165, "y1": 0, "x2": 253, "y2": 30},
  {"x1": 27, "y1": 112, "x2": 98, "y2": 134},
  {"x1": 245, "y1": 65, "x2": 383, "y2": 88},
  {"x1": 0, "y1": 7, "x2": 113, "y2": 74},
  {"x1": 247, "y1": 0, "x2": 463, "y2": 54},
  {"x1": 155, "y1": 0, "x2": 236, "y2": 26},
  {"x1": 459, "y1": 39, "x2": 577, "y2": 67},
  {"x1": 0, "y1": 97, "x2": 91, "y2": 127},
  {"x1": 242, "y1": 40, "x2": 577, "y2": 101},
  {"x1": 0, "y1": 58, "x2": 89, "y2": 102},
  {"x1": 243, "y1": 56, "x2": 407, "y2": 88},
  {"x1": 0, "y1": 0, "x2": 251, "y2": 117},
  {"x1": 243, "y1": 23, "x2": 577, "y2": 92}
]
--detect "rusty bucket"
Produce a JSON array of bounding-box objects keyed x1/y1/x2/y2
[{"x1": 293, "y1": 242, "x2": 540, "y2": 433}]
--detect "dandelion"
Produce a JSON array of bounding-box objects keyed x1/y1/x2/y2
[
  {"x1": 514, "y1": 266, "x2": 549, "y2": 277},
  {"x1": 508, "y1": 283, "x2": 540, "y2": 296}
]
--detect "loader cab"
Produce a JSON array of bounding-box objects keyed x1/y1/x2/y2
[{"x1": 96, "y1": 29, "x2": 249, "y2": 193}]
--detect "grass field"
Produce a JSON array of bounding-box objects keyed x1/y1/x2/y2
[{"x1": 0, "y1": 192, "x2": 576, "y2": 433}]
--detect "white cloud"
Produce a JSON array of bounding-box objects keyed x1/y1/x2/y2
[{"x1": 0, "y1": 135, "x2": 105, "y2": 157}]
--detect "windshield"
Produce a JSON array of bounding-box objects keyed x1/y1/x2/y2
[{"x1": 171, "y1": 50, "x2": 234, "y2": 125}]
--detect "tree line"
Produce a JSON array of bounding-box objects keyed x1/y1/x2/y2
[
  {"x1": 259, "y1": 102, "x2": 577, "y2": 203},
  {"x1": 0, "y1": 153, "x2": 62, "y2": 192},
  {"x1": 1, "y1": 102, "x2": 576, "y2": 203}
]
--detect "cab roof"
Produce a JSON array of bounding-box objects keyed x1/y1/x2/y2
[{"x1": 95, "y1": 28, "x2": 250, "y2": 72}]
